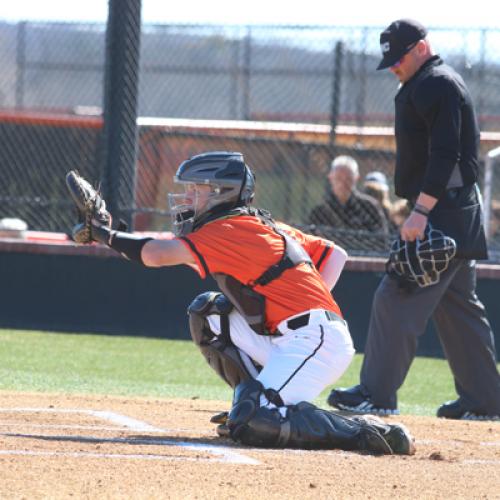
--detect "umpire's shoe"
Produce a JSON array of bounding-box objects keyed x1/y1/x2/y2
[
  {"x1": 437, "y1": 399, "x2": 500, "y2": 421},
  {"x1": 328, "y1": 385, "x2": 400, "y2": 416}
]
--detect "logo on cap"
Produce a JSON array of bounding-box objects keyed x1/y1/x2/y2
[{"x1": 376, "y1": 19, "x2": 428, "y2": 71}]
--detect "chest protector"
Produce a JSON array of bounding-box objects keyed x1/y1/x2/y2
[{"x1": 209, "y1": 208, "x2": 312, "y2": 335}]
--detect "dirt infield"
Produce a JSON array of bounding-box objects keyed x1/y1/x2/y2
[{"x1": 0, "y1": 391, "x2": 498, "y2": 499}]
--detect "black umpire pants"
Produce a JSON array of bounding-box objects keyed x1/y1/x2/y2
[{"x1": 360, "y1": 258, "x2": 500, "y2": 413}]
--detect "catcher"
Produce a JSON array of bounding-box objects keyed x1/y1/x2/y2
[{"x1": 66, "y1": 151, "x2": 415, "y2": 454}]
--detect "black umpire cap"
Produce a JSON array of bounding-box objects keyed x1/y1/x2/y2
[{"x1": 377, "y1": 19, "x2": 428, "y2": 70}]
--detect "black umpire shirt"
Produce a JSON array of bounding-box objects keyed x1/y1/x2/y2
[{"x1": 394, "y1": 55, "x2": 480, "y2": 200}]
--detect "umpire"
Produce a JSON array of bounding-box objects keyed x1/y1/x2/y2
[{"x1": 328, "y1": 19, "x2": 500, "y2": 420}]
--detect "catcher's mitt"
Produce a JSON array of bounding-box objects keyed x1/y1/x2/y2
[{"x1": 65, "y1": 170, "x2": 111, "y2": 244}]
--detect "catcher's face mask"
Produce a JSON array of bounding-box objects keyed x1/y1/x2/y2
[
  {"x1": 386, "y1": 225, "x2": 457, "y2": 287},
  {"x1": 168, "y1": 181, "x2": 235, "y2": 236},
  {"x1": 168, "y1": 151, "x2": 256, "y2": 236}
]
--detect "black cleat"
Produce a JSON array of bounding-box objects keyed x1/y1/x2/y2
[
  {"x1": 358, "y1": 427, "x2": 393, "y2": 455},
  {"x1": 328, "y1": 385, "x2": 399, "y2": 416},
  {"x1": 353, "y1": 415, "x2": 416, "y2": 455},
  {"x1": 384, "y1": 423, "x2": 416, "y2": 455},
  {"x1": 216, "y1": 423, "x2": 231, "y2": 438},
  {"x1": 210, "y1": 411, "x2": 231, "y2": 437},
  {"x1": 210, "y1": 411, "x2": 229, "y2": 425},
  {"x1": 437, "y1": 400, "x2": 499, "y2": 421}
]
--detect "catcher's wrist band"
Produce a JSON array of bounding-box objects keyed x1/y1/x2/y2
[
  {"x1": 413, "y1": 204, "x2": 430, "y2": 217},
  {"x1": 97, "y1": 226, "x2": 152, "y2": 263},
  {"x1": 109, "y1": 232, "x2": 153, "y2": 263}
]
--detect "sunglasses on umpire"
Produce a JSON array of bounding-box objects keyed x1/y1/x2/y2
[{"x1": 391, "y1": 41, "x2": 419, "y2": 68}]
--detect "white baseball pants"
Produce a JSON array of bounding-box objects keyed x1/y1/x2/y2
[{"x1": 207, "y1": 309, "x2": 355, "y2": 405}]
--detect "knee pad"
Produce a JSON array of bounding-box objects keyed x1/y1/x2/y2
[
  {"x1": 188, "y1": 291, "x2": 233, "y2": 346},
  {"x1": 187, "y1": 292, "x2": 254, "y2": 388}
]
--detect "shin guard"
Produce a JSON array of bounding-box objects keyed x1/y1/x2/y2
[{"x1": 227, "y1": 380, "x2": 393, "y2": 454}]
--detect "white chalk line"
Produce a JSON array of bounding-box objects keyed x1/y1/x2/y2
[
  {"x1": 0, "y1": 407, "x2": 259, "y2": 465},
  {"x1": 0, "y1": 449, "x2": 238, "y2": 463},
  {"x1": 0, "y1": 408, "x2": 161, "y2": 432},
  {"x1": 0, "y1": 408, "x2": 86, "y2": 413},
  {"x1": 88, "y1": 410, "x2": 163, "y2": 432},
  {"x1": 0, "y1": 407, "x2": 211, "y2": 434},
  {"x1": 1, "y1": 447, "x2": 498, "y2": 466},
  {"x1": 0, "y1": 423, "x2": 143, "y2": 432},
  {"x1": 2, "y1": 432, "x2": 260, "y2": 465},
  {"x1": 0, "y1": 422, "x2": 214, "y2": 435},
  {"x1": 3, "y1": 408, "x2": 498, "y2": 464}
]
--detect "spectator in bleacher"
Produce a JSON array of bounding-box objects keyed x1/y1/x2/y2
[
  {"x1": 362, "y1": 171, "x2": 397, "y2": 234},
  {"x1": 487, "y1": 200, "x2": 500, "y2": 249},
  {"x1": 308, "y1": 156, "x2": 388, "y2": 238},
  {"x1": 389, "y1": 199, "x2": 411, "y2": 229}
]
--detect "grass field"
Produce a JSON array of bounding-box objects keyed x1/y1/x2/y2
[{"x1": 2, "y1": 328, "x2": 494, "y2": 416}]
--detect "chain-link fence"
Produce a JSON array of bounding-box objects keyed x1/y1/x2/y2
[
  {"x1": 4, "y1": 22, "x2": 500, "y2": 127},
  {"x1": 134, "y1": 123, "x2": 397, "y2": 255},
  {"x1": 1, "y1": 18, "x2": 500, "y2": 257}
]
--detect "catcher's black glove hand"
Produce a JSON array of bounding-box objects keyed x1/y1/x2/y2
[{"x1": 65, "y1": 170, "x2": 112, "y2": 244}]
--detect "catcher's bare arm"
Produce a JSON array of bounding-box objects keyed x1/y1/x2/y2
[
  {"x1": 64, "y1": 170, "x2": 344, "y2": 275},
  {"x1": 141, "y1": 240, "x2": 194, "y2": 267},
  {"x1": 320, "y1": 245, "x2": 348, "y2": 290},
  {"x1": 65, "y1": 170, "x2": 341, "y2": 274},
  {"x1": 65, "y1": 170, "x2": 194, "y2": 267}
]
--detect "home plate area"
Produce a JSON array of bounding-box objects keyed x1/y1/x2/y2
[
  {"x1": 0, "y1": 392, "x2": 498, "y2": 499},
  {"x1": 0, "y1": 406, "x2": 258, "y2": 465}
]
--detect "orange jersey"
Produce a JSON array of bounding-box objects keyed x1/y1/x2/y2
[{"x1": 180, "y1": 215, "x2": 341, "y2": 333}]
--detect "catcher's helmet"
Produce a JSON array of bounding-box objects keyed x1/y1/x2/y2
[
  {"x1": 386, "y1": 225, "x2": 457, "y2": 288},
  {"x1": 168, "y1": 151, "x2": 255, "y2": 236}
]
